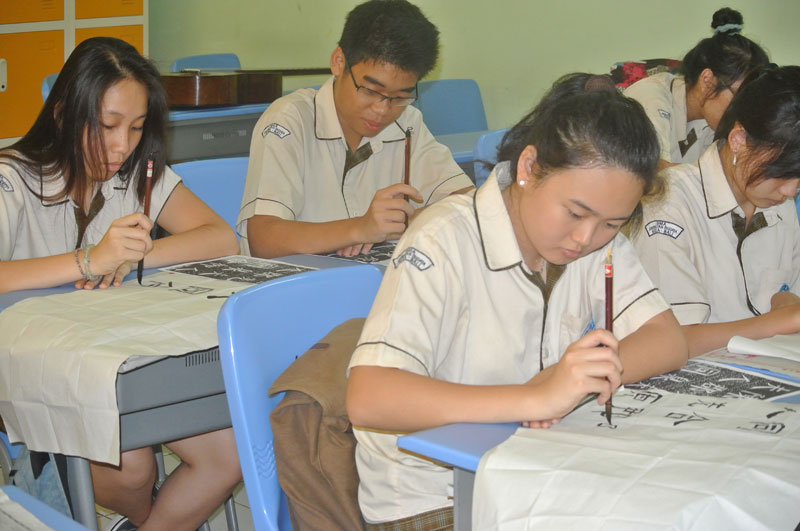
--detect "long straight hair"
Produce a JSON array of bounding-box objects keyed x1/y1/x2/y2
[{"x1": 3, "y1": 37, "x2": 167, "y2": 205}]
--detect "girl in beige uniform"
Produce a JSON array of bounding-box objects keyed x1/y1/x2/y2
[
  {"x1": 346, "y1": 73, "x2": 688, "y2": 527},
  {"x1": 634, "y1": 65, "x2": 800, "y2": 357},
  {"x1": 625, "y1": 8, "x2": 768, "y2": 170},
  {"x1": 0, "y1": 38, "x2": 241, "y2": 531}
]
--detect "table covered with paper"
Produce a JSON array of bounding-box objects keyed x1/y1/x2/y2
[
  {"x1": 472, "y1": 379, "x2": 800, "y2": 530},
  {"x1": 0, "y1": 256, "x2": 316, "y2": 465}
]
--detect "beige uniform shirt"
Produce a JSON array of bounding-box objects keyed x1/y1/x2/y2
[
  {"x1": 625, "y1": 73, "x2": 715, "y2": 164},
  {"x1": 633, "y1": 143, "x2": 800, "y2": 325},
  {"x1": 0, "y1": 156, "x2": 180, "y2": 260},
  {"x1": 237, "y1": 76, "x2": 472, "y2": 254},
  {"x1": 348, "y1": 162, "x2": 669, "y2": 523}
]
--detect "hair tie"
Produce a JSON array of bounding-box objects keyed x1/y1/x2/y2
[{"x1": 714, "y1": 23, "x2": 742, "y2": 35}]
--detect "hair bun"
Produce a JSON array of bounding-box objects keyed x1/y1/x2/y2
[
  {"x1": 711, "y1": 7, "x2": 744, "y2": 35},
  {"x1": 583, "y1": 74, "x2": 616, "y2": 93}
]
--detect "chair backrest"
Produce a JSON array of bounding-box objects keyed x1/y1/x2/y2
[
  {"x1": 171, "y1": 157, "x2": 248, "y2": 237},
  {"x1": 472, "y1": 128, "x2": 509, "y2": 187},
  {"x1": 0, "y1": 431, "x2": 23, "y2": 485},
  {"x1": 218, "y1": 265, "x2": 383, "y2": 531},
  {"x1": 170, "y1": 53, "x2": 241, "y2": 73},
  {"x1": 413, "y1": 79, "x2": 488, "y2": 136},
  {"x1": 41, "y1": 73, "x2": 58, "y2": 102}
]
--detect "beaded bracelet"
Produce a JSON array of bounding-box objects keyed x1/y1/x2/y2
[
  {"x1": 82, "y1": 244, "x2": 101, "y2": 282},
  {"x1": 73, "y1": 248, "x2": 87, "y2": 280}
]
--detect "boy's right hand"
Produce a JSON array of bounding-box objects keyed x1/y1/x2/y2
[
  {"x1": 356, "y1": 183, "x2": 421, "y2": 244},
  {"x1": 90, "y1": 213, "x2": 153, "y2": 279},
  {"x1": 522, "y1": 329, "x2": 622, "y2": 426}
]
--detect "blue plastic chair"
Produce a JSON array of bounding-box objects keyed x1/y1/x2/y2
[
  {"x1": 472, "y1": 128, "x2": 509, "y2": 187},
  {"x1": 1, "y1": 431, "x2": 24, "y2": 485},
  {"x1": 413, "y1": 79, "x2": 488, "y2": 136},
  {"x1": 795, "y1": 193, "x2": 800, "y2": 224},
  {"x1": 41, "y1": 73, "x2": 58, "y2": 102},
  {"x1": 172, "y1": 157, "x2": 248, "y2": 237},
  {"x1": 170, "y1": 53, "x2": 241, "y2": 72},
  {"x1": 217, "y1": 265, "x2": 383, "y2": 531}
]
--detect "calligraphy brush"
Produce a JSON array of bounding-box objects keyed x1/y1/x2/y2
[
  {"x1": 403, "y1": 127, "x2": 412, "y2": 223},
  {"x1": 137, "y1": 159, "x2": 154, "y2": 285},
  {"x1": 604, "y1": 247, "x2": 613, "y2": 424}
]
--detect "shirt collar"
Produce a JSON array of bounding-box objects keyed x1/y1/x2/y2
[
  {"x1": 41, "y1": 172, "x2": 123, "y2": 206},
  {"x1": 474, "y1": 161, "x2": 526, "y2": 271},
  {"x1": 698, "y1": 141, "x2": 740, "y2": 219},
  {"x1": 670, "y1": 77, "x2": 689, "y2": 135},
  {"x1": 313, "y1": 76, "x2": 409, "y2": 154}
]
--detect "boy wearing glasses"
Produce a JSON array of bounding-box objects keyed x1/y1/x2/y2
[{"x1": 238, "y1": 0, "x2": 473, "y2": 258}]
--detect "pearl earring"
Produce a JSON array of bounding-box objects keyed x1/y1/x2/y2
[
  {"x1": 518, "y1": 180, "x2": 527, "y2": 186},
  {"x1": 733, "y1": 152, "x2": 737, "y2": 167}
]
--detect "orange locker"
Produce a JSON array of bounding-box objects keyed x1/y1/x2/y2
[
  {"x1": 0, "y1": 31, "x2": 64, "y2": 139},
  {"x1": 76, "y1": 25, "x2": 143, "y2": 54},
  {"x1": 0, "y1": 0, "x2": 64, "y2": 24},
  {"x1": 76, "y1": 0, "x2": 143, "y2": 19}
]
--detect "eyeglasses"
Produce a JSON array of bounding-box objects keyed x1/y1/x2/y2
[{"x1": 347, "y1": 68, "x2": 417, "y2": 107}]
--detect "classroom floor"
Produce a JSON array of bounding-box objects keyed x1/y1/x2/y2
[{"x1": 0, "y1": 447, "x2": 256, "y2": 531}]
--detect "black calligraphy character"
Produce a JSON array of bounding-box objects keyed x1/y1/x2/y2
[
  {"x1": 629, "y1": 390, "x2": 663, "y2": 404},
  {"x1": 665, "y1": 411, "x2": 709, "y2": 426},
  {"x1": 687, "y1": 399, "x2": 727, "y2": 409},
  {"x1": 737, "y1": 421, "x2": 785, "y2": 434},
  {"x1": 766, "y1": 407, "x2": 797, "y2": 419}
]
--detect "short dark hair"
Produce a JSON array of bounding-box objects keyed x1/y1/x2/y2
[
  {"x1": 497, "y1": 73, "x2": 660, "y2": 232},
  {"x1": 4, "y1": 37, "x2": 167, "y2": 205},
  {"x1": 681, "y1": 8, "x2": 769, "y2": 93},
  {"x1": 715, "y1": 65, "x2": 800, "y2": 185},
  {"x1": 338, "y1": 0, "x2": 439, "y2": 79}
]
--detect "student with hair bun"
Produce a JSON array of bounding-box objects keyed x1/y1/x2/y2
[
  {"x1": 625, "y1": 7, "x2": 769, "y2": 170},
  {"x1": 346, "y1": 73, "x2": 687, "y2": 527},
  {"x1": 633, "y1": 65, "x2": 800, "y2": 357}
]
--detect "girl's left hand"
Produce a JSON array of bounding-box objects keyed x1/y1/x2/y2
[{"x1": 75, "y1": 261, "x2": 134, "y2": 290}]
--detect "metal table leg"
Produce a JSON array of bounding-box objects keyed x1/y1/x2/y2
[
  {"x1": 453, "y1": 467, "x2": 475, "y2": 531},
  {"x1": 66, "y1": 455, "x2": 98, "y2": 530}
]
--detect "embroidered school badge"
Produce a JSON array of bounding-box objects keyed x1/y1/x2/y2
[
  {"x1": 657, "y1": 109, "x2": 670, "y2": 119},
  {"x1": 261, "y1": 123, "x2": 291, "y2": 139},
  {"x1": 645, "y1": 220, "x2": 684, "y2": 239},
  {"x1": 392, "y1": 247, "x2": 433, "y2": 271},
  {"x1": 0, "y1": 175, "x2": 13, "y2": 193}
]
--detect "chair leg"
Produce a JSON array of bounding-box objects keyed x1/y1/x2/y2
[
  {"x1": 152, "y1": 444, "x2": 167, "y2": 486},
  {"x1": 224, "y1": 494, "x2": 239, "y2": 531}
]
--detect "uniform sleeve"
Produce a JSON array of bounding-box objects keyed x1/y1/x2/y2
[
  {"x1": 407, "y1": 112, "x2": 473, "y2": 206},
  {"x1": 624, "y1": 78, "x2": 674, "y2": 162},
  {"x1": 0, "y1": 162, "x2": 26, "y2": 261},
  {"x1": 349, "y1": 225, "x2": 462, "y2": 377},
  {"x1": 238, "y1": 99, "x2": 309, "y2": 231},
  {"x1": 632, "y1": 197, "x2": 711, "y2": 325},
  {"x1": 787, "y1": 202, "x2": 800, "y2": 294},
  {"x1": 151, "y1": 165, "x2": 181, "y2": 222},
  {"x1": 603, "y1": 235, "x2": 669, "y2": 339}
]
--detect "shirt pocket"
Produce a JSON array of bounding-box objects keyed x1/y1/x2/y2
[{"x1": 753, "y1": 267, "x2": 793, "y2": 313}]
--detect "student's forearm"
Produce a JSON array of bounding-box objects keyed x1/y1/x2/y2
[
  {"x1": 148, "y1": 223, "x2": 239, "y2": 267},
  {"x1": 0, "y1": 253, "x2": 84, "y2": 293},
  {"x1": 684, "y1": 308, "x2": 800, "y2": 357},
  {"x1": 247, "y1": 215, "x2": 368, "y2": 259},
  {"x1": 347, "y1": 366, "x2": 552, "y2": 432},
  {"x1": 619, "y1": 310, "x2": 688, "y2": 383}
]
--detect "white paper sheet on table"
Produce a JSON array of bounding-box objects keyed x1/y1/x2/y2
[
  {"x1": 473, "y1": 389, "x2": 800, "y2": 531},
  {"x1": 727, "y1": 333, "x2": 800, "y2": 362},
  {"x1": 0, "y1": 489, "x2": 53, "y2": 531},
  {"x1": 0, "y1": 270, "x2": 246, "y2": 465}
]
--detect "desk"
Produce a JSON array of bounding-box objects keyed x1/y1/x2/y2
[
  {"x1": 1, "y1": 485, "x2": 88, "y2": 530},
  {"x1": 0, "y1": 254, "x2": 360, "y2": 529},
  {"x1": 398, "y1": 355, "x2": 800, "y2": 531}
]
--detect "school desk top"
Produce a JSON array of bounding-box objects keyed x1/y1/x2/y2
[{"x1": 398, "y1": 353, "x2": 800, "y2": 530}]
